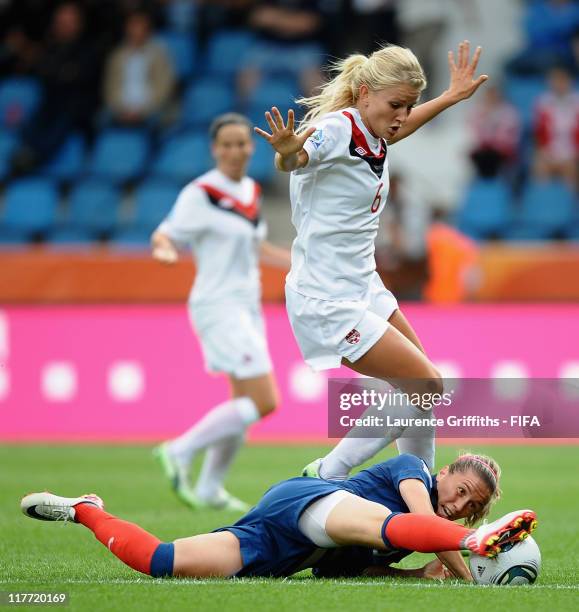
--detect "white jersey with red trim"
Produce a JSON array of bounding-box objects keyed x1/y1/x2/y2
[
  {"x1": 287, "y1": 107, "x2": 389, "y2": 301},
  {"x1": 157, "y1": 168, "x2": 266, "y2": 307}
]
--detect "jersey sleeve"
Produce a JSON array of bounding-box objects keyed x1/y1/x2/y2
[
  {"x1": 300, "y1": 114, "x2": 349, "y2": 170},
  {"x1": 156, "y1": 183, "x2": 207, "y2": 244},
  {"x1": 388, "y1": 454, "x2": 433, "y2": 493}
]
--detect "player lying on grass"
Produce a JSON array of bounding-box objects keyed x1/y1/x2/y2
[{"x1": 21, "y1": 453, "x2": 537, "y2": 581}]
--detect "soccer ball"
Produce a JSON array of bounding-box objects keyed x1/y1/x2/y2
[{"x1": 469, "y1": 536, "x2": 541, "y2": 585}]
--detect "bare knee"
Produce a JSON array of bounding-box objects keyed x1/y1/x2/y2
[
  {"x1": 250, "y1": 387, "x2": 279, "y2": 417},
  {"x1": 424, "y1": 367, "x2": 444, "y2": 396}
]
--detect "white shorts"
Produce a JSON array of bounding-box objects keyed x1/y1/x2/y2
[
  {"x1": 188, "y1": 302, "x2": 273, "y2": 379},
  {"x1": 298, "y1": 490, "x2": 357, "y2": 547},
  {"x1": 286, "y1": 272, "x2": 399, "y2": 371}
]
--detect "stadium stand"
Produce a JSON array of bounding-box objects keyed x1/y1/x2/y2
[
  {"x1": 457, "y1": 178, "x2": 514, "y2": 240},
  {"x1": 0, "y1": 178, "x2": 59, "y2": 240}
]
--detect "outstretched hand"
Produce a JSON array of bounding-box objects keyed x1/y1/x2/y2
[
  {"x1": 254, "y1": 107, "x2": 315, "y2": 158},
  {"x1": 446, "y1": 40, "x2": 488, "y2": 102}
]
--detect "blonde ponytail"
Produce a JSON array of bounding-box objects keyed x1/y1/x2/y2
[{"x1": 297, "y1": 45, "x2": 427, "y2": 128}]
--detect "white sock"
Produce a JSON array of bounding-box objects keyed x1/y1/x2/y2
[
  {"x1": 167, "y1": 397, "x2": 259, "y2": 467},
  {"x1": 319, "y1": 401, "x2": 426, "y2": 480},
  {"x1": 194, "y1": 435, "x2": 244, "y2": 501},
  {"x1": 395, "y1": 420, "x2": 436, "y2": 470}
]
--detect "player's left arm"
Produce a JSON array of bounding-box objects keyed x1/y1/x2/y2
[
  {"x1": 399, "y1": 478, "x2": 473, "y2": 581},
  {"x1": 363, "y1": 558, "x2": 451, "y2": 580},
  {"x1": 388, "y1": 40, "x2": 488, "y2": 145},
  {"x1": 259, "y1": 241, "x2": 291, "y2": 269}
]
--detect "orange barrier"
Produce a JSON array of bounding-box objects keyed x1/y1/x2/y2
[
  {"x1": 475, "y1": 244, "x2": 579, "y2": 302},
  {"x1": 0, "y1": 247, "x2": 286, "y2": 303},
  {"x1": 0, "y1": 244, "x2": 578, "y2": 303}
]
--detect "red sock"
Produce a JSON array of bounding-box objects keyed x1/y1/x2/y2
[
  {"x1": 74, "y1": 503, "x2": 161, "y2": 575},
  {"x1": 383, "y1": 513, "x2": 473, "y2": 552}
]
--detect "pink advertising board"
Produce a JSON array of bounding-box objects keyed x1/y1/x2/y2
[{"x1": 0, "y1": 304, "x2": 578, "y2": 442}]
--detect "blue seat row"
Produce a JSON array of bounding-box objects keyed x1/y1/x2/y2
[
  {"x1": 457, "y1": 178, "x2": 579, "y2": 240},
  {"x1": 0, "y1": 178, "x2": 182, "y2": 244},
  {"x1": 0, "y1": 125, "x2": 276, "y2": 184}
]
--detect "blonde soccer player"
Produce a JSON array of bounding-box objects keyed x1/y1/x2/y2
[
  {"x1": 255, "y1": 42, "x2": 489, "y2": 479},
  {"x1": 151, "y1": 113, "x2": 290, "y2": 511}
]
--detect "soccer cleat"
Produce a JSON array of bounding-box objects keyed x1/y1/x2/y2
[
  {"x1": 209, "y1": 489, "x2": 251, "y2": 513},
  {"x1": 301, "y1": 458, "x2": 323, "y2": 478},
  {"x1": 20, "y1": 492, "x2": 103, "y2": 523},
  {"x1": 153, "y1": 443, "x2": 190, "y2": 491},
  {"x1": 464, "y1": 509, "x2": 538, "y2": 558}
]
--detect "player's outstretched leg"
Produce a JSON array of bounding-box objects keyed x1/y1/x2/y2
[
  {"x1": 323, "y1": 494, "x2": 537, "y2": 559},
  {"x1": 21, "y1": 492, "x2": 174, "y2": 577}
]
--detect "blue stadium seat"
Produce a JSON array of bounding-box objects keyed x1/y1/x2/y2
[
  {"x1": 0, "y1": 131, "x2": 17, "y2": 180},
  {"x1": 87, "y1": 129, "x2": 149, "y2": 183},
  {"x1": 0, "y1": 226, "x2": 29, "y2": 245},
  {"x1": 67, "y1": 180, "x2": 121, "y2": 236},
  {"x1": 0, "y1": 77, "x2": 41, "y2": 130},
  {"x1": 457, "y1": 178, "x2": 514, "y2": 240},
  {"x1": 42, "y1": 133, "x2": 86, "y2": 181},
  {"x1": 504, "y1": 76, "x2": 545, "y2": 128},
  {"x1": 1, "y1": 178, "x2": 59, "y2": 238},
  {"x1": 506, "y1": 180, "x2": 575, "y2": 240},
  {"x1": 157, "y1": 31, "x2": 196, "y2": 80},
  {"x1": 204, "y1": 30, "x2": 255, "y2": 78},
  {"x1": 247, "y1": 78, "x2": 298, "y2": 126},
  {"x1": 48, "y1": 226, "x2": 96, "y2": 245},
  {"x1": 132, "y1": 179, "x2": 181, "y2": 232},
  {"x1": 248, "y1": 134, "x2": 275, "y2": 184},
  {"x1": 111, "y1": 226, "x2": 152, "y2": 246},
  {"x1": 152, "y1": 131, "x2": 210, "y2": 183},
  {"x1": 182, "y1": 78, "x2": 235, "y2": 127}
]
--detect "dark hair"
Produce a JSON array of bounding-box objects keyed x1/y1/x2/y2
[
  {"x1": 209, "y1": 113, "x2": 252, "y2": 141},
  {"x1": 448, "y1": 451, "x2": 502, "y2": 527}
]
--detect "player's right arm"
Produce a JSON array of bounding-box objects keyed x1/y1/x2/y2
[
  {"x1": 151, "y1": 183, "x2": 206, "y2": 263},
  {"x1": 151, "y1": 230, "x2": 178, "y2": 264},
  {"x1": 399, "y1": 478, "x2": 473, "y2": 581},
  {"x1": 254, "y1": 107, "x2": 314, "y2": 172}
]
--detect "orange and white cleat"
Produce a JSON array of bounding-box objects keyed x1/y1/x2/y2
[
  {"x1": 464, "y1": 509, "x2": 538, "y2": 558},
  {"x1": 20, "y1": 492, "x2": 104, "y2": 523}
]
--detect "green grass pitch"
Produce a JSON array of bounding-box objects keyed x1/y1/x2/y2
[{"x1": 1, "y1": 444, "x2": 578, "y2": 611}]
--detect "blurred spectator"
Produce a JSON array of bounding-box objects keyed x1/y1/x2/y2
[
  {"x1": 10, "y1": 2, "x2": 102, "y2": 175},
  {"x1": 103, "y1": 11, "x2": 175, "y2": 127},
  {"x1": 468, "y1": 84, "x2": 521, "y2": 179},
  {"x1": 195, "y1": 0, "x2": 255, "y2": 50},
  {"x1": 507, "y1": 0, "x2": 579, "y2": 76},
  {"x1": 397, "y1": 0, "x2": 477, "y2": 100},
  {"x1": 532, "y1": 66, "x2": 579, "y2": 190},
  {"x1": 238, "y1": 1, "x2": 326, "y2": 99},
  {"x1": 341, "y1": 1, "x2": 399, "y2": 56},
  {"x1": 0, "y1": 28, "x2": 39, "y2": 76},
  {"x1": 423, "y1": 208, "x2": 479, "y2": 304}
]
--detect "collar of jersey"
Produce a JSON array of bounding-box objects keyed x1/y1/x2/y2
[{"x1": 344, "y1": 107, "x2": 382, "y2": 154}]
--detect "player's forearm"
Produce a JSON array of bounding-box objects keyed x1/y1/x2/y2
[
  {"x1": 363, "y1": 565, "x2": 425, "y2": 578},
  {"x1": 260, "y1": 241, "x2": 291, "y2": 269},
  {"x1": 151, "y1": 230, "x2": 174, "y2": 251},
  {"x1": 388, "y1": 91, "x2": 458, "y2": 144},
  {"x1": 274, "y1": 150, "x2": 308, "y2": 172},
  {"x1": 436, "y1": 550, "x2": 473, "y2": 581}
]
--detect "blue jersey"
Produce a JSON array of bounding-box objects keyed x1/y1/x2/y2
[{"x1": 215, "y1": 454, "x2": 438, "y2": 578}]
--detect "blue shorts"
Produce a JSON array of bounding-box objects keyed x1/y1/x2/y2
[{"x1": 214, "y1": 477, "x2": 344, "y2": 577}]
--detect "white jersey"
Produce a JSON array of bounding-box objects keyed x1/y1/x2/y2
[
  {"x1": 287, "y1": 107, "x2": 389, "y2": 301},
  {"x1": 158, "y1": 168, "x2": 266, "y2": 307}
]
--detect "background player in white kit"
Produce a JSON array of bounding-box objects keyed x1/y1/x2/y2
[
  {"x1": 151, "y1": 113, "x2": 289, "y2": 511},
  {"x1": 255, "y1": 41, "x2": 488, "y2": 480}
]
